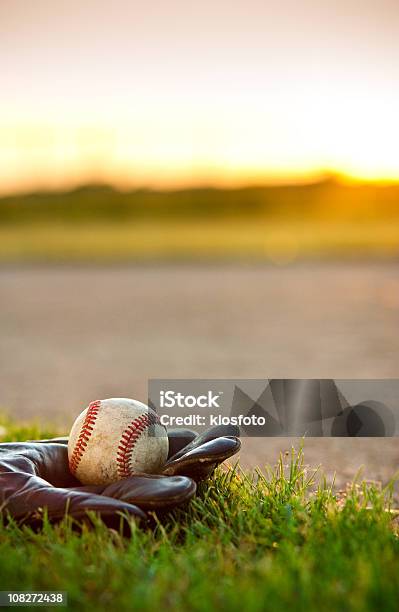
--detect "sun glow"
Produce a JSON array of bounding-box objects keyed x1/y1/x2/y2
[
  {"x1": 1, "y1": 1, "x2": 399, "y2": 194},
  {"x1": 1, "y1": 81, "x2": 398, "y2": 194}
]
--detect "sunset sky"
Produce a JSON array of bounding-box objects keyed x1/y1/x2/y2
[{"x1": 1, "y1": 0, "x2": 399, "y2": 194}]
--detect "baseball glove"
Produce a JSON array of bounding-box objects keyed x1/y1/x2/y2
[{"x1": 0, "y1": 425, "x2": 240, "y2": 528}]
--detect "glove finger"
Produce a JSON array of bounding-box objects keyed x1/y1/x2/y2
[
  {"x1": 162, "y1": 436, "x2": 241, "y2": 481},
  {"x1": 1, "y1": 441, "x2": 81, "y2": 487},
  {"x1": 167, "y1": 424, "x2": 240, "y2": 462},
  {"x1": 167, "y1": 429, "x2": 198, "y2": 459},
  {"x1": 73, "y1": 474, "x2": 197, "y2": 511},
  {"x1": 0, "y1": 471, "x2": 147, "y2": 525},
  {"x1": 0, "y1": 442, "x2": 78, "y2": 488}
]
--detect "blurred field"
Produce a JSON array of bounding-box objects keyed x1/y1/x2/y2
[
  {"x1": 0, "y1": 180, "x2": 398, "y2": 262},
  {"x1": 1, "y1": 220, "x2": 399, "y2": 263},
  {"x1": 2, "y1": 180, "x2": 399, "y2": 222}
]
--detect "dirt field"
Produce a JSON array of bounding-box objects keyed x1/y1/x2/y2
[{"x1": 1, "y1": 262, "x2": 398, "y2": 487}]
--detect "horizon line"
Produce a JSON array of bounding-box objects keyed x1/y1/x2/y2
[{"x1": 2, "y1": 173, "x2": 399, "y2": 199}]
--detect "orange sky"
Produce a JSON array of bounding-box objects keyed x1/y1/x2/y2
[{"x1": 1, "y1": 0, "x2": 399, "y2": 194}]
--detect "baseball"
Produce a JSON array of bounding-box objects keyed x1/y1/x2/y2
[{"x1": 68, "y1": 398, "x2": 169, "y2": 485}]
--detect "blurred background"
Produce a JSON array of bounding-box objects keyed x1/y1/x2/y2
[{"x1": 1, "y1": 0, "x2": 398, "y2": 484}]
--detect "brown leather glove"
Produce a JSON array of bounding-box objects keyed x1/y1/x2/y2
[{"x1": 0, "y1": 426, "x2": 240, "y2": 527}]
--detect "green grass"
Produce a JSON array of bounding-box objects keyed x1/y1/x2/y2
[
  {"x1": 1, "y1": 421, "x2": 399, "y2": 611},
  {"x1": 0, "y1": 415, "x2": 59, "y2": 443},
  {"x1": 1, "y1": 219, "x2": 399, "y2": 263}
]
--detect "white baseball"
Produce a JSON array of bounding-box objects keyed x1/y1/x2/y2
[{"x1": 68, "y1": 398, "x2": 169, "y2": 485}]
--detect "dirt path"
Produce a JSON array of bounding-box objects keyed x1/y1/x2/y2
[{"x1": 1, "y1": 262, "x2": 398, "y2": 486}]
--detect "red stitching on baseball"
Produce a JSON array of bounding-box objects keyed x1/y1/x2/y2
[
  {"x1": 116, "y1": 412, "x2": 160, "y2": 478},
  {"x1": 69, "y1": 400, "x2": 101, "y2": 475}
]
